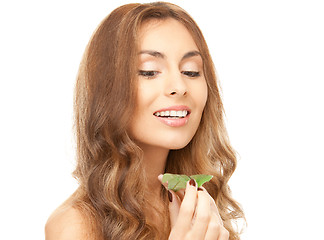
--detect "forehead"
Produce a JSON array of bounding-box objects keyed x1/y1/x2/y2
[{"x1": 138, "y1": 18, "x2": 199, "y2": 53}]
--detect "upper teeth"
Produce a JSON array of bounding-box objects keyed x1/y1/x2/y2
[{"x1": 154, "y1": 110, "x2": 188, "y2": 117}]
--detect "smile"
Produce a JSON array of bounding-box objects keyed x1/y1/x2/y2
[
  {"x1": 153, "y1": 106, "x2": 191, "y2": 127},
  {"x1": 153, "y1": 110, "x2": 188, "y2": 118}
]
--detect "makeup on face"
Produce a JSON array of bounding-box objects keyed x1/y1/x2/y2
[
  {"x1": 153, "y1": 105, "x2": 191, "y2": 127},
  {"x1": 129, "y1": 18, "x2": 208, "y2": 150},
  {"x1": 138, "y1": 50, "x2": 203, "y2": 80}
]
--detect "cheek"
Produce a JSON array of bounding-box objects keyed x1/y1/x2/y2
[
  {"x1": 136, "y1": 81, "x2": 158, "y2": 111},
  {"x1": 195, "y1": 81, "x2": 208, "y2": 111},
  {"x1": 202, "y1": 84, "x2": 208, "y2": 108},
  {"x1": 129, "y1": 82, "x2": 157, "y2": 133}
]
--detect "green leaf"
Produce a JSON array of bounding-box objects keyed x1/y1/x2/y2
[
  {"x1": 162, "y1": 173, "x2": 213, "y2": 192},
  {"x1": 162, "y1": 173, "x2": 190, "y2": 192},
  {"x1": 190, "y1": 174, "x2": 213, "y2": 188}
]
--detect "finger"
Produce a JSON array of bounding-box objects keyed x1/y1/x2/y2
[
  {"x1": 174, "y1": 188, "x2": 185, "y2": 202},
  {"x1": 158, "y1": 174, "x2": 186, "y2": 201},
  {"x1": 205, "y1": 213, "x2": 229, "y2": 240},
  {"x1": 158, "y1": 174, "x2": 168, "y2": 190},
  {"x1": 172, "y1": 179, "x2": 198, "y2": 233},
  {"x1": 218, "y1": 227, "x2": 230, "y2": 240},
  {"x1": 199, "y1": 186, "x2": 223, "y2": 226},
  {"x1": 167, "y1": 190, "x2": 181, "y2": 228},
  {"x1": 198, "y1": 187, "x2": 229, "y2": 240},
  {"x1": 190, "y1": 190, "x2": 211, "y2": 239},
  {"x1": 158, "y1": 175, "x2": 182, "y2": 228}
]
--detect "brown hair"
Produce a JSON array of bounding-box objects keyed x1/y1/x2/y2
[{"x1": 71, "y1": 2, "x2": 245, "y2": 239}]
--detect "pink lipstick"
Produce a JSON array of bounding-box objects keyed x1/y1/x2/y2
[{"x1": 153, "y1": 105, "x2": 191, "y2": 127}]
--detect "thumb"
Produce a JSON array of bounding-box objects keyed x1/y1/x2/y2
[
  {"x1": 158, "y1": 174, "x2": 180, "y2": 228},
  {"x1": 167, "y1": 190, "x2": 181, "y2": 228}
]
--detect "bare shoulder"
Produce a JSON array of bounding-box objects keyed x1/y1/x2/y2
[{"x1": 45, "y1": 204, "x2": 90, "y2": 240}]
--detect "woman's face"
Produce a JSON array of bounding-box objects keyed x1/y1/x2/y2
[{"x1": 129, "y1": 18, "x2": 208, "y2": 150}]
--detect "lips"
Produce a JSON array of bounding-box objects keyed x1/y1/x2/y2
[
  {"x1": 154, "y1": 110, "x2": 188, "y2": 118},
  {"x1": 153, "y1": 105, "x2": 191, "y2": 127}
]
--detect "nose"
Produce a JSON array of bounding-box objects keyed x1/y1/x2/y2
[{"x1": 164, "y1": 71, "x2": 187, "y2": 97}]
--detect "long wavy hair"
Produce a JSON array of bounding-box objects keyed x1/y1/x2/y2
[{"x1": 70, "y1": 2, "x2": 245, "y2": 239}]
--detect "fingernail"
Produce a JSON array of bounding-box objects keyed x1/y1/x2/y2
[
  {"x1": 198, "y1": 187, "x2": 203, "y2": 191},
  {"x1": 189, "y1": 179, "x2": 196, "y2": 187},
  {"x1": 168, "y1": 190, "x2": 173, "y2": 202}
]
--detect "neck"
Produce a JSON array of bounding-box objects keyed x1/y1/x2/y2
[
  {"x1": 139, "y1": 143, "x2": 169, "y2": 197},
  {"x1": 136, "y1": 144, "x2": 170, "y2": 228}
]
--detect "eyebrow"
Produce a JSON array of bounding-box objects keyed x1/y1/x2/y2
[
  {"x1": 139, "y1": 50, "x2": 202, "y2": 61},
  {"x1": 182, "y1": 51, "x2": 202, "y2": 61},
  {"x1": 139, "y1": 50, "x2": 165, "y2": 58}
]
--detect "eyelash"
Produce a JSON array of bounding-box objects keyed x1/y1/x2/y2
[
  {"x1": 138, "y1": 70, "x2": 200, "y2": 79},
  {"x1": 138, "y1": 70, "x2": 159, "y2": 78},
  {"x1": 181, "y1": 71, "x2": 200, "y2": 77}
]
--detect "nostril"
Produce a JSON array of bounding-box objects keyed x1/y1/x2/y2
[{"x1": 170, "y1": 91, "x2": 176, "y2": 95}]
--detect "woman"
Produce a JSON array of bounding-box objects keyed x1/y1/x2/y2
[{"x1": 45, "y1": 2, "x2": 245, "y2": 239}]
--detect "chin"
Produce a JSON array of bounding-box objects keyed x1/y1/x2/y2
[
  {"x1": 161, "y1": 138, "x2": 192, "y2": 150},
  {"x1": 170, "y1": 145, "x2": 188, "y2": 150}
]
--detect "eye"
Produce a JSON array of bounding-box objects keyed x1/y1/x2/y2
[
  {"x1": 138, "y1": 70, "x2": 159, "y2": 79},
  {"x1": 182, "y1": 71, "x2": 200, "y2": 78}
]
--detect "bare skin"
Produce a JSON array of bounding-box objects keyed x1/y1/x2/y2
[
  {"x1": 45, "y1": 204, "x2": 90, "y2": 239},
  {"x1": 159, "y1": 176, "x2": 229, "y2": 240},
  {"x1": 45, "y1": 19, "x2": 228, "y2": 240}
]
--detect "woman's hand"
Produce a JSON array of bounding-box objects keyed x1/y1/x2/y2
[{"x1": 159, "y1": 175, "x2": 229, "y2": 240}]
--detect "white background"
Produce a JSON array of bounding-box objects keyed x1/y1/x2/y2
[{"x1": 1, "y1": 0, "x2": 323, "y2": 239}]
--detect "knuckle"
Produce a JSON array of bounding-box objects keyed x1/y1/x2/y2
[
  {"x1": 220, "y1": 227, "x2": 230, "y2": 237},
  {"x1": 197, "y1": 212, "x2": 210, "y2": 223},
  {"x1": 184, "y1": 233, "x2": 191, "y2": 240},
  {"x1": 180, "y1": 203, "x2": 194, "y2": 217},
  {"x1": 209, "y1": 221, "x2": 221, "y2": 232}
]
